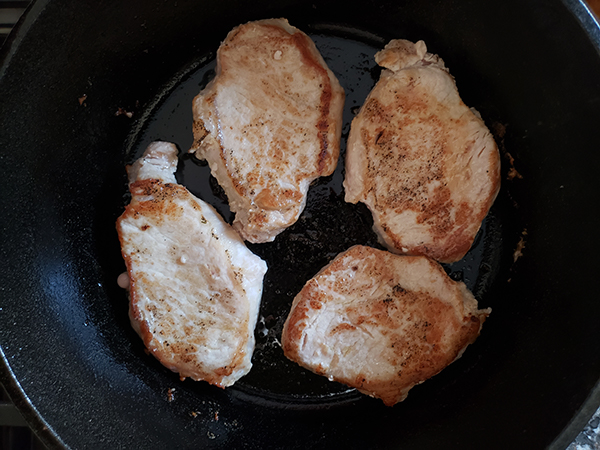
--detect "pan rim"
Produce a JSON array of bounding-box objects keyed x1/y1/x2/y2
[
  {"x1": 563, "y1": 0, "x2": 600, "y2": 50},
  {"x1": 550, "y1": 0, "x2": 600, "y2": 446},
  {"x1": 0, "y1": 347, "x2": 67, "y2": 449},
  {"x1": 0, "y1": 0, "x2": 599, "y2": 448}
]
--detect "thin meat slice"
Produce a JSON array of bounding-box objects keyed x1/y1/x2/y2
[
  {"x1": 344, "y1": 39, "x2": 500, "y2": 263},
  {"x1": 117, "y1": 141, "x2": 267, "y2": 387},
  {"x1": 190, "y1": 18, "x2": 345, "y2": 243},
  {"x1": 281, "y1": 245, "x2": 490, "y2": 406}
]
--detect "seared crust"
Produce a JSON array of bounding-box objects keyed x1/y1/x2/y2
[
  {"x1": 117, "y1": 142, "x2": 267, "y2": 387},
  {"x1": 190, "y1": 18, "x2": 345, "y2": 243},
  {"x1": 282, "y1": 245, "x2": 490, "y2": 406},
  {"x1": 344, "y1": 39, "x2": 500, "y2": 263}
]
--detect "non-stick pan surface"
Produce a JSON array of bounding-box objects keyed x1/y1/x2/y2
[{"x1": 1, "y1": 0, "x2": 599, "y2": 449}]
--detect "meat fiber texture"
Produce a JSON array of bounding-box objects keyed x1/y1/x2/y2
[
  {"x1": 190, "y1": 18, "x2": 345, "y2": 243},
  {"x1": 282, "y1": 245, "x2": 490, "y2": 406},
  {"x1": 117, "y1": 142, "x2": 267, "y2": 387},
  {"x1": 344, "y1": 39, "x2": 501, "y2": 263}
]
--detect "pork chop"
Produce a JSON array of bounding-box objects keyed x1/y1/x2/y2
[
  {"x1": 189, "y1": 18, "x2": 345, "y2": 243},
  {"x1": 344, "y1": 39, "x2": 500, "y2": 263},
  {"x1": 281, "y1": 245, "x2": 490, "y2": 406},
  {"x1": 117, "y1": 141, "x2": 268, "y2": 387}
]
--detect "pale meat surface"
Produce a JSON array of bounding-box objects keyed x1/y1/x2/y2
[
  {"x1": 281, "y1": 245, "x2": 490, "y2": 406},
  {"x1": 117, "y1": 142, "x2": 267, "y2": 387},
  {"x1": 344, "y1": 39, "x2": 500, "y2": 263},
  {"x1": 190, "y1": 18, "x2": 345, "y2": 243}
]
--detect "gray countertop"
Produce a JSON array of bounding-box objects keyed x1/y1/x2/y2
[{"x1": 567, "y1": 407, "x2": 600, "y2": 450}]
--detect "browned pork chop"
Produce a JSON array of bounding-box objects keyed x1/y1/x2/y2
[
  {"x1": 344, "y1": 39, "x2": 500, "y2": 263},
  {"x1": 281, "y1": 245, "x2": 490, "y2": 406},
  {"x1": 190, "y1": 18, "x2": 345, "y2": 243},
  {"x1": 117, "y1": 142, "x2": 267, "y2": 387}
]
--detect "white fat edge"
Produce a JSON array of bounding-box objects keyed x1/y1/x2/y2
[
  {"x1": 234, "y1": 201, "x2": 303, "y2": 243},
  {"x1": 344, "y1": 115, "x2": 369, "y2": 204},
  {"x1": 198, "y1": 197, "x2": 267, "y2": 281},
  {"x1": 390, "y1": 257, "x2": 451, "y2": 296},
  {"x1": 128, "y1": 141, "x2": 178, "y2": 184},
  {"x1": 190, "y1": 77, "x2": 220, "y2": 142},
  {"x1": 192, "y1": 194, "x2": 267, "y2": 377},
  {"x1": 197, "y1": 131, "x2": 250, "y2": 226}
]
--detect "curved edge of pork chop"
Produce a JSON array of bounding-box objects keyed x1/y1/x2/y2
[
  {"x1": 344, "y1": 39, "x2": 501, "y2": 263},
  {"x1": 117, "y1": 141, "x2": 268, "y2": 387},
  {"x1": 189, "y1": 18, "x2": 345, "y2": 243},
  {"x1": 281, "y1": 245, "x2": 490, "y2": 406}
]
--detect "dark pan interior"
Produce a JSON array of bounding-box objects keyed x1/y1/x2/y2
[{"x1": 1, "y1": 0, "x2": 599, "y2": 449}]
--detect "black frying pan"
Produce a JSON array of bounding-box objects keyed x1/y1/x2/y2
[{"x1": 1, "y1": 0, "x2": 599, "y2": 448}]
